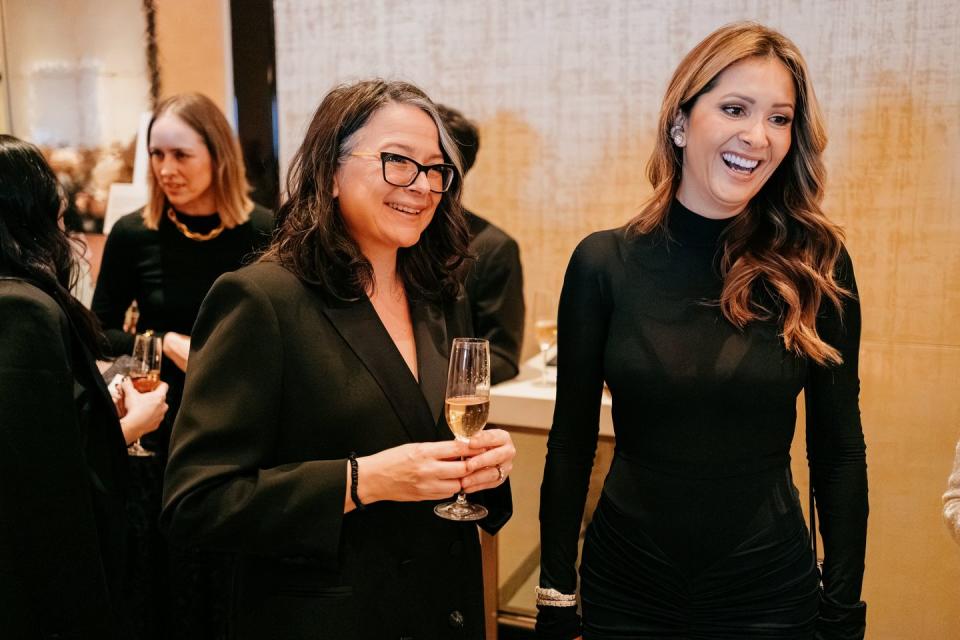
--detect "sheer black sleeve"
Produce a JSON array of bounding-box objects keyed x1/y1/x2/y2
[
  {"x1": 91, "y1": 222, "x2": 137, "y2": 356},
  {"x1": 537, "y1": 232, "x2": 614, "y2": 639},
  {"x1": 805, "y1": 247, "x2": 869, "y2": 638}
]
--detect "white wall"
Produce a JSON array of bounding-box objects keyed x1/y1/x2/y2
[{"x1": 3, "y1": 0, "x2": 149, "y2": 147}]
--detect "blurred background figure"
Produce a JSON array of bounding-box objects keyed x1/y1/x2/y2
[
  {"x1": 0, "y1": 134, "x2": 166, "y2": 638},
  {"x1": 91, "y1": 92, "x2": 272, "y2": 639},
  {"x1": 438, "y1": 103, "x2": 525, "y2": 384}
]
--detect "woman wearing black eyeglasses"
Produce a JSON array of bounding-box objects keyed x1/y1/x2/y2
[{"x1": 161, "y1": 80, "x2": 515, "y2": 640}]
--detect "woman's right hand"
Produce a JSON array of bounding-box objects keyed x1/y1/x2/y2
[
  {"x1": 118, "y1": 377, "x2": 169, "y2": 445},
  {"x1": 354, "y1": 440, "x2": 474, "y2": 507}
]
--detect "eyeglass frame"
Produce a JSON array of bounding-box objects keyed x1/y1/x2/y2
[{"x1": 348, "y1": 151, "x2": 457, "y2": 193}]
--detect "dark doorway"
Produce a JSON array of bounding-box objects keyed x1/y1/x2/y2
[{"x1": 230, "y1": 0, "x2": 279, "y2": 212}]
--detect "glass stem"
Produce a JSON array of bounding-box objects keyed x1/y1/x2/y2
[
  {"x1": 542, "y1": 347, "x2": 549, "y2": 385},
  {"x1": 457, "y1": 454, "x2": 468, "y2": 503}
]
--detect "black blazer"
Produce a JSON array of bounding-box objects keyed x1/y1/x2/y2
[
  {"x1": 0, "y1": 278, "x2": 128, "y2": 639},
  {"x1": 463, "y1": 211, "x2": 525, "y2": 385},
  {"x1": 161, "y1": 261, "x2": 512, "y2": 640}
]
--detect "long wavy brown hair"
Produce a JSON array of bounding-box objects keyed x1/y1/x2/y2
[
  {"x1": 262, "y1": 79, "x2": 469, "y2": 302},
  {"x1": 628, "y1": 22, "x2": 850, "y2": 365}
]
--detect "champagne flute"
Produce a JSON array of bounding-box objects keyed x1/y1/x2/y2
[
  {"x1": 533, "y1": 291, "x2": 558, "y2": 386},
  {"x1": 127, "y1": 331, "x2": 162, "y2": 457},
  {"x1": 434, "y1": 338, "x2": 491, "y2": 521}
]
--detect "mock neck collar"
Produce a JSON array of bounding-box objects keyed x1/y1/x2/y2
[{"x1": 666, "y1": 199, "x2": 735, "y2": 248}]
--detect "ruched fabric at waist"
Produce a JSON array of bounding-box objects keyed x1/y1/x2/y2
[
  {"x1": 579, "y1": 493, "x2": 819, "y2": 638},
  {"x1": 599, "y1": 452, "x2": 803, "y2": 580}
]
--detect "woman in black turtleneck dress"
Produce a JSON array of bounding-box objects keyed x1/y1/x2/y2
[
  {"x1": 92, "y1": 93, "x2": 272, "y2": 640},
  {"x1": 537, "y1": 23, "x2": 868, "y2": 640}
]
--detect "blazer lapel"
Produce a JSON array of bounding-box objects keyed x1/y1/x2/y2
[
  {"x1": 411, "y1": 299, "x2": 449, "y2": 436},
  {"x1": 321, "y1": 294, "x2": 439, "y2": 444}
]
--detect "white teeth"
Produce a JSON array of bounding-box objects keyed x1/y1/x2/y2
[
  {"x1": 722, "y1": 152, "x2": 759, "y2": 170},
  {"x1": 388, "y1": 203, "x2": 420, "y2": 214}
]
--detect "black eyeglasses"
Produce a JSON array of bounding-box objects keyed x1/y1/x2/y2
[{"x1": 350, "y1": 151, "x2": 457, "y2": 193}]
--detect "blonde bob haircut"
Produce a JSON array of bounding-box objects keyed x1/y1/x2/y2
[
  {"x1": 629, "y1": 22, "x2": 850, "y2": 366},
  {"x1": 142, "y1": 92, "x2": 253, "y2": 230}
]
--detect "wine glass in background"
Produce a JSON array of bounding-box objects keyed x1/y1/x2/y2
[
  {"x1": 533, "y1": 291, "x2": 558, "y2": 386},
  {"x1": 127, "y1": 331, "x2": 162, "y2": 457},
  {"x1": 434, "y1": 338, "x2": 491, "y2": 522}
]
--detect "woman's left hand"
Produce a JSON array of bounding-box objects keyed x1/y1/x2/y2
[
  {"x1": 460, "y1": 428, "x2": 516, "y2": 493},
  {"x1": 163, "y1": 331, "x2": 191, "y2": 372}
]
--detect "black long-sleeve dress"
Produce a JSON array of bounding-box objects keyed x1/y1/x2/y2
[
  {"x1": 91, "y1": 205, "x2": 273, "y2": 640},
  {"x1": 537, "y1": 200, "x2": 868, "y2": 639}
]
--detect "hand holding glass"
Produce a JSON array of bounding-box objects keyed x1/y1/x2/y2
[
  {"x1": 434, "y1": 338, "x2": 491, "y2": 521},
  {"x1": 127, "y1": 332, "x2": 162, "y2": 457}
]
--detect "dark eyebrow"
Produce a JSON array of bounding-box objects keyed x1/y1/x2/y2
[
  {"x1": 720, "y1": 93, "x2": 795, "y2": 110},
  {"x1": 382, "y1": 143, "x2": 444, "y2": 164}
]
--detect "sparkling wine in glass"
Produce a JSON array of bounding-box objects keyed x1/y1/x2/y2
[
  {"x1": 127, "y1": 331, "x2": 162, "y2": 457},
  {"x1": 434, "y1": 338, "x2": 491, "y2": 522},
  {"x1": 533, "y1": 291, "x2": 558, "y2": 386}
]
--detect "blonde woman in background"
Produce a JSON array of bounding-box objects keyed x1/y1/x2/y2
[{"x1": 91, "y1": 92, "x2": 272, "y2": 639}]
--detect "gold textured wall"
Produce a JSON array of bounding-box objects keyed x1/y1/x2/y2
[
  {"x1": 274, "y1": 2, "x2": 960, "y2": 636},
  {"x1": 156, "y1": 0, "x2": 230, "y2": 112}
]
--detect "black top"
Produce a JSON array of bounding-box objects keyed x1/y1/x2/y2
[
  {"x1": 1, "y1": 277, "x2": 128, "y2": 638},
  {"x1": 463, "y1": 211, "x2": 525, "y2": 385},
  {"x1": 539, "y1": 200, "x2": 867, "y2": 633},
  {"x1": 91, "y1": 205, "x2": 273, "y2": 452}
]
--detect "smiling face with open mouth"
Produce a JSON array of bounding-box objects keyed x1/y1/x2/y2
[
  {"x1": 334, "y1": 102, "x2": 444, "y2": 261},
  {"x1": 675, "y1": 56, "x2": 796, "y2": 220}
]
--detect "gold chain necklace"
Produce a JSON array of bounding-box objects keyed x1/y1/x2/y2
[{"x1": 166, "y1": 208, "x2": 225, "y2": 242}]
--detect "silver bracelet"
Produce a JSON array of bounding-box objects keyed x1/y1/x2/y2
[{"x1": 535, "y1": 586, "x2": 577, "y2": 607}]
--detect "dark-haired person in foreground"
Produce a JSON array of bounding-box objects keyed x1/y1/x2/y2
[
  {"x1": 538, "y1": 22, "x2": 868, "y2": 639},
  {"x1": 437, "y1": 103, "x2": 525, "y2": 384},
  {"x1": 1, "y1": 134, "x2": 167, "y2": 638},
  {"x1": 161, "y1": 80, "x2": 515, "y2": 639}
]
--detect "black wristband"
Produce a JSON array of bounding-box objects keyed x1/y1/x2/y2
[{"x1": 348, "y1": 452, "x2": 365, "y2": 511}]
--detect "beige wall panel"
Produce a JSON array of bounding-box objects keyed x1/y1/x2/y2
[
  {"x1": 275, "y1": 0, "x2": 960, "y2": 346},
  {"x1": 859, "y1": 342, "x2": 960, "y2": 636},
  {"x1": 156, "y1": 0, "x2": 229, "y2": 111},
  {"x1": 792, "y1": 340, "x2": 960, "y2": 637},
  {"x1": 276, "y1": 1, "x2": 960, "y2": 636}
]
